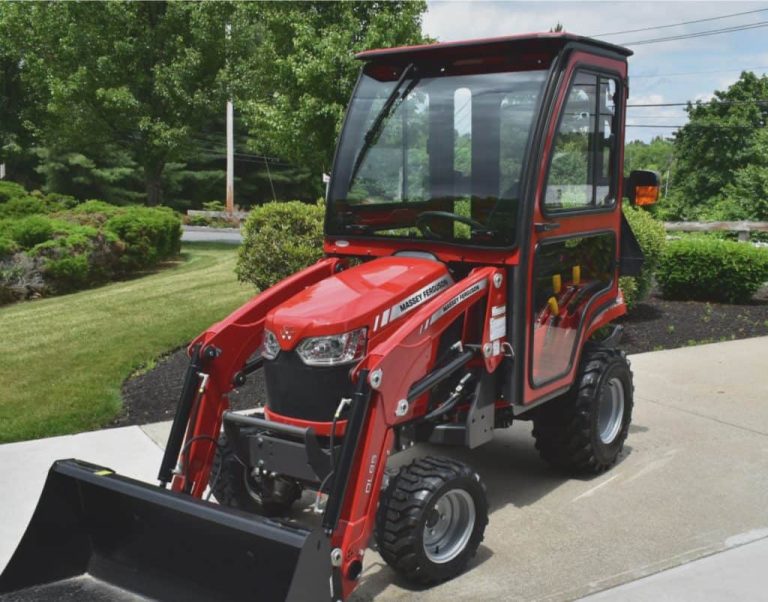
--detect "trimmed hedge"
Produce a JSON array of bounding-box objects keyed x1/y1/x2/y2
[
  {"x1": 620, "y1": 205, "x2": 666, "y2": 309},
  {"x1": 0, "y1": 181, "x2": 182, "y2": 304},
  {"x1": 656, "y1": 237, "x2": 768, "y2": 303},
  {"x1": 105, "y1": 206, "x2": 181, "y2": 270},
  {"x1": 236, "y1": 201, "x2": 324, "y2": 291}
]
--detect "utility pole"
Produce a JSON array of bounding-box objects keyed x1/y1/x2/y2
[
  {"x1": 225, "y1": 23, "x2": 234, "y2": 215},
  {"x1": 226, "y1": 99, "x2": 234, "y2": 214}
]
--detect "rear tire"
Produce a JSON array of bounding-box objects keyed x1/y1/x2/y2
[
  {"x1": 532, "y1": 346, "x2": 633, "y2": 474},
  {"x1": 210, "y1": 433, "x2": 302, "y2": 516},
  {"x1": 375, "y1": 456, "x2": 488, "y2": 585}
]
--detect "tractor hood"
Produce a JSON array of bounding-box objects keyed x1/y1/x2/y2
[{"x1": 265, "y1": 256, "x2": 453, "y2": 350}]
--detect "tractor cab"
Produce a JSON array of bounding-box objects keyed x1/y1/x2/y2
[
  {"x1": 2, "y1": 33, "x2": 658, "y2": 602},
  {"x1": 325, "y1": 33, "x2": 639, "y2": 405}
]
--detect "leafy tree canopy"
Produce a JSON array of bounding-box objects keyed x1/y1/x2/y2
[
  {"x1": 232, "y1": 1, "x2": 427, "y2": 176},
  {"x1": 0, "y1": 1, "x2": 427, "y2": 205},
  {"x1": 665, "y1": 71, "x2": 768, "y2": 219}
]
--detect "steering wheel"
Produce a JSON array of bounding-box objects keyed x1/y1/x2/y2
[{"x1": 415, "y1": 211, "x2": 489, "y2": 240}]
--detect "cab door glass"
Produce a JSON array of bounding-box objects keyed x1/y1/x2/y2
[
  {"x1": 544, "y1": 71, "x2": 620, "y2": 212},
  {"x1": 531, "y1": 233, "x2": 615, "y2": 386}
]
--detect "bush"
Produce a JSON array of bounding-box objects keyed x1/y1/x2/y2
[
  {"x1": 105, "y1": 206, "x2": 181, "y2": 270},
  {"x1": 621, "y1": 205, "x2": 666, "y2": 309},
  {"x1": 0, "y1": 237, "x2": 18, "y2": 258},
  {"x1": 236, "y1": 201, "x2": 324, "y2": 290},
  {"x1": 0, "y1": 181, "x2": 27, "y2": 203},
  {"x1": 0, "y1": 193, "x2": 182, "y2": 303},
  {"x1": 43, "y1": 255, "x2": 91, "y2": 292},
  {"x1": 72, "y1": 200, "x2": 120, "y2": 216},
  {"x1": 202, "y1": 200, "x2": 226, "y2": 211},
  {"x1": 656, "y1": 237, "x2": 768, "y2": 303},
  {"x1": 4, "y1": 215, "x2": 57, "y2": 248},
  {"x1": 0, "y1": 195, "x2": 53, "y2": 218}
]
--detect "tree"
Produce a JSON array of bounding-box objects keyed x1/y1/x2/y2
[
  {"x1": 716, "y1": 128, "x2": 768, "y2": 220},
  {"x1": 666, "y1": 72, "x2": 768, "y2": 219},
  {"x1": 233, "y1": 2, "x2": 427, "y2": 182},
  {"x1": 0, "y1": 2, "x2": 427, "y2": 205},
  {"x1": 1, "y1": 1, "x2": 243, "y2": 205}
]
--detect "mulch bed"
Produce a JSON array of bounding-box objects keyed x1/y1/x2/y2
[{"x1": 115, "y1": 290, "x2": 768, "y2": 428}]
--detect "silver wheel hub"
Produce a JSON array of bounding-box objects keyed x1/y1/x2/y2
[
  {"x1": 423, "y1": 489, "x2": 475, "y2": 564},
  {"x1": 598, "y1": 376, "x2": 625, "y2": 444}
]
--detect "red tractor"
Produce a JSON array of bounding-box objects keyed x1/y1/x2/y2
[{"x1": 2, "y1": 32, "x2": 658, "y2": 601}]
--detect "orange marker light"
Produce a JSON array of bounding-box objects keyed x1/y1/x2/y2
[
  {"x1": 635, "y1": 185, "x2": 659, "y2": 206},
  {"x1": 572, "y1": 265, "x2": 581, "y2": 285}
]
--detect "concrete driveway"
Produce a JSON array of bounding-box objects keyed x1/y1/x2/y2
[
  {"x1": 1, "y1": 336, "x2": 767, "y2": 600},
  {"x1": 352, "y1": 336, "x2": 768, "y2": 600}
]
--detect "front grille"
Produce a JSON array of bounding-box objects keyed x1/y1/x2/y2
[{"x1": 263, "y1": 351, "x2": 355, "y2": 422}]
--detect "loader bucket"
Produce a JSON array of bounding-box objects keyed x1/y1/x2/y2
[{"x1": 0, "y1": 459, "x2": 331, "y2": 601}]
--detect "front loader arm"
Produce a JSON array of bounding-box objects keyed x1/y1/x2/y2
[
  {"x1": 327, "y1": 266, "x2": 505, "y2": 599},
  {"x1": 159, "y1": 257, "x2": 345, "y2": 495}
]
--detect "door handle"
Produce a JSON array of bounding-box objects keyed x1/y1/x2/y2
[{"x1": 534, "y1": 222, "x2": 561, "y2": 233}]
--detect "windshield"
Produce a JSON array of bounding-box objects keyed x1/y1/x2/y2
[{"x1": 327, "y1": 65, "x2": 548, "y2": 248}]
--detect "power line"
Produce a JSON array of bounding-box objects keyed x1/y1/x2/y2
[
  {"x1": 627, "y1": 124, "x2": 756, "y2": 129},
  {"x1": 593, "y1": 8, "x2": 768, "y2": 37},
  {"x1": 625, "y1": 20, "x2": 768, "y2": 46},
  {"x1": 632, "y1": 65, "x2": 768, "y2": 79},
  {"x1": 628, "y1": 99, "x2": 768, "y2": 107}
]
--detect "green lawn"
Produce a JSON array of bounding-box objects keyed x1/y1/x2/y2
[{"x1": 0, "y1": 243, "x2": 254, "y2": 443}]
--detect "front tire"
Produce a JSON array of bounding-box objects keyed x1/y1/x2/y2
[
  {"x1": 532, "y1": 346, "x2": 633, "y2": 474},
  {"x1": 210, "y1": 433, "x2": 302, "y2": 516},
  {"x1": 375, "y1": 456, "x2": 488, "y2": 585}
]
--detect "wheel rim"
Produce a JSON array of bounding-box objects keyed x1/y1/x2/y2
[
  {"x1": 598, "y1": 376, "x2": 625, "y2": 444},
  {"x1": 423, "y1": 489, "x2": 476, "y2": 564},
  {"x1": 244, "y1": 471, "x2": 267, "y2": 503}
]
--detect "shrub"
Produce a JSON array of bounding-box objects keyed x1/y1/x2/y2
[
  {"x1": 202, "y1": 200, "x2": 226, "y2": 211},
  {"x1": 0, "y1": 237, "x2": 18, "y2": 258},
  {"x1": 31, "y1": 227, "x2": 123, "y2": 293},
  {"x1": 621, "y1": 205, "x2": 666, "y2": 309},
  {"x1": 42, "y1": 192, "x2": 80, "y2": 210},
  {"x1": 72, "y1": 200, "x2": 120, "y2": 216},
  {"x1": 656, "y1": 237, "x2": 768, "y2": 303},
  {"x1": 0, "y1": 195, "x2": 53, "y2": 218},
  {"x1": 43, "y1": 255, "x2": 91, "y2": 292},
  {"x1": 0, "y1": 181, "x2": 27, "y2": 203},
  {"x1": 105, "y1": 206, "x2": 181, "y2": 270},
  {"x1": 236, "y1": 201, "x2": 324, "y2": 290},
  {"x1": 5, "y1": 215, "x2": 57, "y2": 248}
]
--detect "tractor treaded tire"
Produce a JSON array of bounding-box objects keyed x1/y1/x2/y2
[
  {"x1": 375, "y1": 456, "x2": 488, "y2": 585},
  {"x1": 532, "y1": 346, "x2": 633, "y2": 474},
  {"x1": 210, "y1": 433, "x2": 301, "y2": 516}
]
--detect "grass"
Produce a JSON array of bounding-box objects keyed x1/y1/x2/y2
[{"x1": 0, "y1": 243, "x2": 253, "y2": 443}]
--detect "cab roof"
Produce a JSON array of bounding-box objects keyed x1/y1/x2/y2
[{"x1": 356, "y1": 32, "x2": 632, "y2": 62}]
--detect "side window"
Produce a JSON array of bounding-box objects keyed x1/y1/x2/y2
[{"x1": 544, "y1": 71, "x2": 619, "y2": 212}]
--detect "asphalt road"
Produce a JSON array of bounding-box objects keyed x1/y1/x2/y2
[{"x1": 182, "y1": 225, "x2": 242, "y2": 244}]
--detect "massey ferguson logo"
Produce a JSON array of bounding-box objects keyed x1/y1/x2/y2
[
  {"x1": 373, "y1": 275, "x2": 452, "y2": 332},
  {"x1": 280, "y1": 326, "x2": 294, "y2": 341}
]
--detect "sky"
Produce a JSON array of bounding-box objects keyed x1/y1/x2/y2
[{"x1": 422, "y1": 1, "x2": 768, "y2": 142}]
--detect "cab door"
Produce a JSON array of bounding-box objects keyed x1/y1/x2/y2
[{"x1": 524, "y1": 52, "x2": 627, "y2": 404}]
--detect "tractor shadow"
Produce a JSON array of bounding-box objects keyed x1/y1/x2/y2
[{"x1": 352, "y1": 421, "x2": 636, "y2": 600}]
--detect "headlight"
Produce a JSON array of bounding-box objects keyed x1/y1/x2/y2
[
  {"x1": 262, "y1": 329, "x2": 281, "y2": 360},
  {"x1": 296, "y1": 327, "x2": 367, "y2": 366}
]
